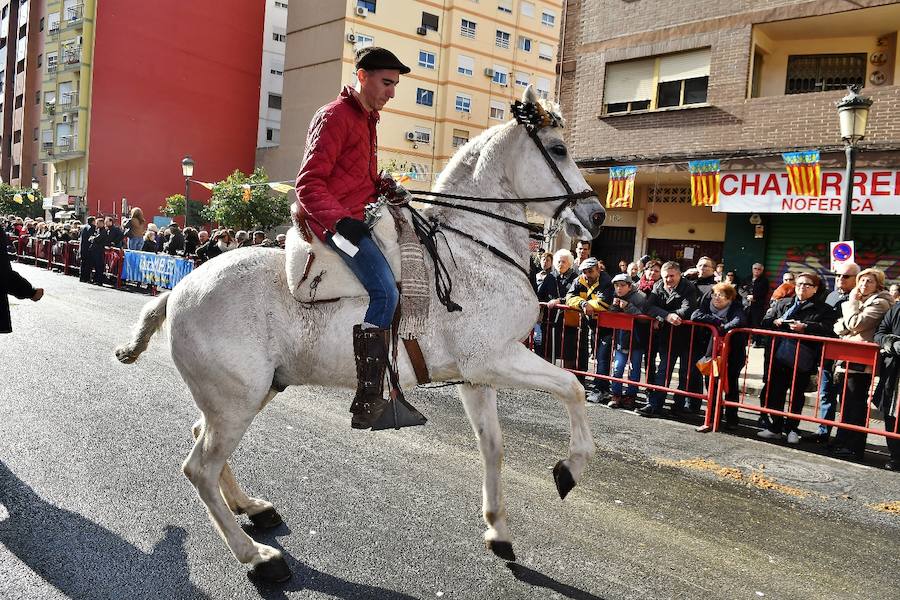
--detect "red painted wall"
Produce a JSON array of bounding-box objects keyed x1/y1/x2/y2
[{"x1": 87, "y1": 0, "x2": 264, "y2": 221}]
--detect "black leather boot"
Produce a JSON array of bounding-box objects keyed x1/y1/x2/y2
[{"x1": 350, "y1": 325, "x2": 391, "y2": 429}]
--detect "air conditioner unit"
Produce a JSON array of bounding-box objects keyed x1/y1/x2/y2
[
  {"x1": 484, "y1": 68, "x2": 494, "y2": 77},
  {"x1": 62, "y1": 114, "x2": 70, "y2": 123},
  {"x1": 405, "y1": 131, "x2": 416, "y2": 141},
  {"x1": 416, "y1": 26, "x2": 427, "y2": 36},
  {"x1": 355, "y1": 6, "x2": 367, "y2": 17},
  {"x1": 347, "y1": 33, "x2": 356, "y2": 43},
  {"x1": 76, "y1": 35, "x2": 83, "y2": 45}
]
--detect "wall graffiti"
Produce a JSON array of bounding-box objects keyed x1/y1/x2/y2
[{"x1": 774, "y1": 234, "x2": 900, "y2": 287}]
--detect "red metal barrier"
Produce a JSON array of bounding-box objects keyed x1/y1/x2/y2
[
  {"x1": 534, "y1": 304, "x2": 722, "y2": 428},
  {"x1": 713, "y1": 327, "x2": 899, "y2": 442}
]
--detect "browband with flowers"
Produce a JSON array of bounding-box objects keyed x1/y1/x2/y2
[{"x1": 510, "y1": 100, "x2": 563, "y2": 132}]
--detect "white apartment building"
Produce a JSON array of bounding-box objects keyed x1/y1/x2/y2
[{"x1": 257, "y1": 0, "x2": 288, "y2": 148}]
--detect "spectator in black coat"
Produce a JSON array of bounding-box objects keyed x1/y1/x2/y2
[
  {"x1": 757, "y1": 272, "x2": 836, "y2": 444},
  {"x1": 164, "y1": 224, "x2": 185, "y2": 256},
  {"x1": 874, "y1": 301, "x2": 900, "y2": 471},
  {"x1": 183, "y1": 227, "x2": 200, "y2": 256},
  {"x1": 637, "y1": 261, "x2": 699, "y2": 417},
  {"x1": 77, "y1": 217, "x2": 95, "y2": 282},
  {"x1": 1, "y1": 228, "x2": 43, "y2": 333},
  {"x1": 537, "y1": 249, "x2": 577, "y2": 363},
  {"x1": 741, "y1": 263, "x2": 770, "y2": 346},
  {"x1": 683, "y1": 256, "x2": 721, "y2": 412},
  {"x1": 88, "y1": 219, "x2": 111, "y2": 285},
  {"x1": 105, "y1": 216, "x2": 125, "y2": 248}
]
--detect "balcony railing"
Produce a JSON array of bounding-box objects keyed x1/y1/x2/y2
[
  {"x1": 63, "y1": 5, "x2": 85, "y2": 29},
  {"x1": 61, "y1": 48, "x2": 81, "y2": 71},
  {"x1": 48, "y1": 23, "x2": 60, "y2": 37},
  {"x1": 56, "y1": 136, "x2": 82, "y2": 155},
  {"x1": 59, "y1": 93, "x2": 79, "y2": 112}
]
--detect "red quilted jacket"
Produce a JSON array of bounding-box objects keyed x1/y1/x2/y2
[{"x1": 294, "y1": 86, "x2": 379, "y2": 241}]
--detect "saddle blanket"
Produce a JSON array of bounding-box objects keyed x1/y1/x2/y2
[{"x1": 285, "y1": 212, "x2": 401, "y2": 304}]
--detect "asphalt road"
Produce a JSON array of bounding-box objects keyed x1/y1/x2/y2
[{"x1": 2, "y1": 263, "x2": 899, "y2": 600}]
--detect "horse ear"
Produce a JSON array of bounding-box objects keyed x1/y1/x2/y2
[{"x1": 522, "y1": 84, "x2": 538, "y2": 105}]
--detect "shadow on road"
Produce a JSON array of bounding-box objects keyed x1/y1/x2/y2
[
  {"x1": 507, "y1": 562, "x2": 606, "y2": 600},
  {"x1": 246, "y1": 526, "x2": 420, "y2": 600},
  {"x1": 0, "y1": 459, "x2": 209, "y2": 599}
]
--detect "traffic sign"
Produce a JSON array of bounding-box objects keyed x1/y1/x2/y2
[{"x1": 830, "y1": 241, "x2": 855, "y2": 272}]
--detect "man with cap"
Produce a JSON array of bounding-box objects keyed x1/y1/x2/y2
[
  {"x1": 607, "y1": 273, "x2": 649, "y2": 409},
  {"x1": 294, "y1": 46, "x2": 417, "y2": 430},
  {"x1": 565, "y1": 257, "x2": 613, "y2": 400}
]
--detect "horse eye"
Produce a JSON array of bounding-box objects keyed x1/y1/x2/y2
[{"x1": 551, "y1": 145, "x2": 567, "y2": 157}]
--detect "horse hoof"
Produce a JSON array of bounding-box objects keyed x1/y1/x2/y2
[
  {"x1": 553, "y1": 460, "x2": 576, "y2": 500},
  {"x1": 487, "y1": 540, "x2": 517, "y2": 562},
  {"x1": 248, "y1": 555, "x2": 292, "y2": 583},
  {"x1": 248, "y1": 507, "x2": 283, "y2": 529}
]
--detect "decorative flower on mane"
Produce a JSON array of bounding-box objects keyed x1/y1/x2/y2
[{"x1": 510, "y1": 99, "x2": 565, "y2": 132}]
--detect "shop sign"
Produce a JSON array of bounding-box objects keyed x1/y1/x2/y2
[{"x1": 712, "y1": 169, "x2": 900, "y2": 215}]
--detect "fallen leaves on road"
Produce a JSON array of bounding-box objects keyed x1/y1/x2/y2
[
  {"x1": 657, "y1": 457, "x2": 809, "y2": 498},
  {"x1": 869, "y1": 501, "x2": 900, "y2": 514}
]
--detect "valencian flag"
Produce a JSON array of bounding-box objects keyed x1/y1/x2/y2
[
  {"x1": 782, "y1": 150, "x2": 821, "y2": 197},
  {"x1": 605, "y1": 166, "x2": 637, "y2": 208},
  {"x1": 688, "y1": 159, "x2": 721, "y2": 206}
]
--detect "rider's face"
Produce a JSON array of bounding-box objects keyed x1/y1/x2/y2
[{"x1": 357, "y1": 69, "x2": 399, "y2": 112}]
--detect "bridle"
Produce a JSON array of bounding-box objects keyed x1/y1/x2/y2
[{"x1": 389, "y1": 99, "x2": 598, "y2": 311}]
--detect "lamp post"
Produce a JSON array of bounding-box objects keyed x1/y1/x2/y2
[
  {"x1": 836, "y1": 86, "x2": 873, "y2": 242},
  {"x1": 31, "y1": 176, "x2": 39, "y2": 192},
  {"x1": 181, "y1": 155, "x2": 195, "y2": 228}
]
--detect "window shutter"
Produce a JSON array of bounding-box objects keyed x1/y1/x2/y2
[
  {"x1": 658, "y1": 49, "x2": 710, "y2": 83},
  {"x1": 603, "y1": 58, "x2": 654, "y2": 104}
]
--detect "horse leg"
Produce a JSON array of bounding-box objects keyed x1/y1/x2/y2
[
  {"x1": 486, "y1": 344, "x2": 595, "y2": 500},
  {"x1": 183, "y1": 408, "x2": 290, "y2": 582},
  {"x1": 459, "y1": 384, "x2": 515, "y2": 562},
  {"x1": 191, "y1": 406, "x2": 282, "y2": 529}
]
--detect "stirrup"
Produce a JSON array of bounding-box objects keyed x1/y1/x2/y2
[{"x1": 369, "y1": 388, "x2": 427, "y2": 431}]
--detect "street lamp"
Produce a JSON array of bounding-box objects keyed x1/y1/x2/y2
[
  {"x1": 31, "y1": 176, "x2": 39, "y2": 191},
  {"x1": 181, "y1": 155, "x2": 195, "y2": 228},
  {"x1": 836, "y1": 86, "x2": 873, "y2": 242}
]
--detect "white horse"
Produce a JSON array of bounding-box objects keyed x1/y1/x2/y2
[{"x1": 115, "y1": 86, "x2": 605, "y2": 582}]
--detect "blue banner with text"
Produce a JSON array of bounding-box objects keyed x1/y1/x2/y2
[{"x1": 121, "y1": 250, "x2": 194, "y2": 289}]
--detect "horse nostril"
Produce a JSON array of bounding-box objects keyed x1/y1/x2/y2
[{"x1": 590, "y1": 211, "x2": 605, "y2": 226}]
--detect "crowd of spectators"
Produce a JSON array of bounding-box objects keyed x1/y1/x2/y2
[
  {"x1": 2, "y1": 212, "x2": 288, "y2": 288},
  {"x1": 530, "y1": 241, "x2": 900, "y2": 471}
]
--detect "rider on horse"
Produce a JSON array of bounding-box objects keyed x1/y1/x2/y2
[{"x1": 294, "y1": 47, "x2": 410, "y2": 430}]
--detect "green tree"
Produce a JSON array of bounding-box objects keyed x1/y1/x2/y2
[
  {"x1": 160, "y1": 193, "x2": 204, "y2": 225},
  {"x1": 200, "y1": 168, "x2": 291, "y2": 231},
  {"x1": 0, "y1": 183, "x2": 44, "y2": 219}
]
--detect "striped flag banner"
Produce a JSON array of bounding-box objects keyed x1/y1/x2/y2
[
  {"x1": 782, "y1": 150, "x2": 821, "y2": 197},
  {"x1": 688, "y1": 159, "x2": 721, "y2": 206},
  {"x1": 605, "y1": 166, "x2": 637, "y2": 208}
]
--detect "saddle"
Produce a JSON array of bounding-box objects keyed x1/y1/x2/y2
[{"x1": 285, "y1": 211, "x2": 401, "y2": 304}]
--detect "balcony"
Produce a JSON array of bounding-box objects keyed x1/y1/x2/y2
[
  {"x1": 48, "y1": 23, "x2": 60, "y2": 39},
  {"x1": 55, "y1": 136, "x2": 83, "y2": 157},
  {"x1": 60, "y1": 48, "x2": 81, "y2": 72},
  {"x1": 59, "y1": 92, "x2": 79, "y2": 112},
  {"x1": 62, "y1": 5, "x2": 85, "y2": 30}
]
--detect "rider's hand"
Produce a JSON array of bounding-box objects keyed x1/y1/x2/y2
[{"x1": 335, "y1": 218, "x2": 370, "y2": 246}]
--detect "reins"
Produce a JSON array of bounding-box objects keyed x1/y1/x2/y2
[{"x1": 388, "y1": 99, "x2": 595, "y2": 313}]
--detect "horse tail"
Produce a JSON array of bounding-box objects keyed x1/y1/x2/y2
[{"x1": 114, "y1": 292, "x2": 170, "y2": 364}]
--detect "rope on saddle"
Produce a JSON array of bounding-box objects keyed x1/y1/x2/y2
[{"x1": 387, "y1": 204, "x2": 430, "y2": 339}]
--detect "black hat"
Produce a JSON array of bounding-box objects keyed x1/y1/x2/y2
[{"x1": 355, "y1": 47, "x2": 410, "y2": 74}]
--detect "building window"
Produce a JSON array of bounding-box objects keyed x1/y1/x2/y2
[
  {"x1": 268, "y1": 93, "x2": 282, "y2": 109},
  {"x1": 518, "y1": 36, "x2": 531, "y2": 52},
  {"x1": 495, "y1": 30, "x2": 510, "y2": 49},
  {"x1": 270, "y1": 59, "x2": 284, "y2": 76},
  {"x1": 422, "y1": 12, "x2": 439, "y2": 32},
  {"x1": 39, "y1": 16, "x2": 44, "y2": 31},
  {"x1": 515, "y1": 72, "x2": 529, "y2": 87},
  {"x1": 414, "y1": 127, "x2": 431, "y2": 144},
  {"x1": 416, "y1": 88, "x2": 434, "y2": 106},
  {"x1": 490, "y1": 101, "x2": 505, "y2": 120},
  {"x1": 521, "y1": 1, "x2": 534, "y2": 17},
  {"x1": 418, "y1": 50, "x2": 436, "y2": 70},
  {"x1": 457, "y1": 54, "x2": 474, "y2": 76},
  {"x1": 35, "y1": 90, "x2": 40, "y2": 104},
  {"x1": 536, "y1": 77, "x2": 550, "y2": 99},
  {"x1": 270, "y1": 67, "x2": 283, "y2": 76},
  {"x1": 538, "y1": 43, "x2": 553, "y2": 61},
  {"x1": 12, "y1": 164, "x2": 20, "y2": 179},
  {"x1": 14, "y1": 94, "x2": 22, "y2": 109},
  {"x1": 541, "y1": 11, "x2": 555, "y2": 27},
  {"x1": 455, "y1": 93, "x2": 471, "y2": 113},
  {"x1": 785, "y1": 54, "x2": 866, "y2": 95},
  {"x1": 460, "y1": 19, "x2": 476, "y2": 38},
  {"x1": 357, "y1": 0, "x2": 376, "y2": 13},
  {"x1": 452, "y1": 129, "x2": 469, "y2": 148},
  {"x1": 42, "y1": 163, "x2": 47, "y2": 176},
  {"x1": 492, "y1": 65, "x2": 508, "y2": 86},
  {"x1": 354, "y1": 33, "x2": 374, "y2": 50},
  {"x1": 37, "y1": 53, "x2": 42, "y2": 67},
  {"x1": 603, "y1": 48, "x2": 710, "y2": 114},
  {"x1": 498, "y1": 1, "x2": 512, "y2": 14},
  {"x1": 272, "y1": 32, "x2": 286, "y2": 42},
  {"x1": 275, "y1": 1, "x2": 288, "y2": 8},
  {"x1": 266, "y1": 128, "x2": 280, "y2": 143},
  {"x1": 13, "y1": 130, "x2": 21, "y2": 144},
  {"x1": 33, "y1": 127, "x2": 38, "y2": 141}
]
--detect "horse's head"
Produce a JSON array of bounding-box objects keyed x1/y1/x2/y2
[{"x1": 508, "y1": 86, "x2": 605, "y2": 240}]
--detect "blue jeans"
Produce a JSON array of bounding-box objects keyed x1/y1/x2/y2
[
  {"x1": 328, "y1": 234, "x2": 399, "y2": 329},
  {"x1": 611, "y1": 348, "x2": 644, "y2": 396},
  {"x1": 647, "y1": 336, "x2": 690, "y2": 410},
  {"x1": 817, "y1": 364, "x2": 837, "y2": 435},
  {"x1": 592, "y1": 334, "x2": 612, "y2": 394}
]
